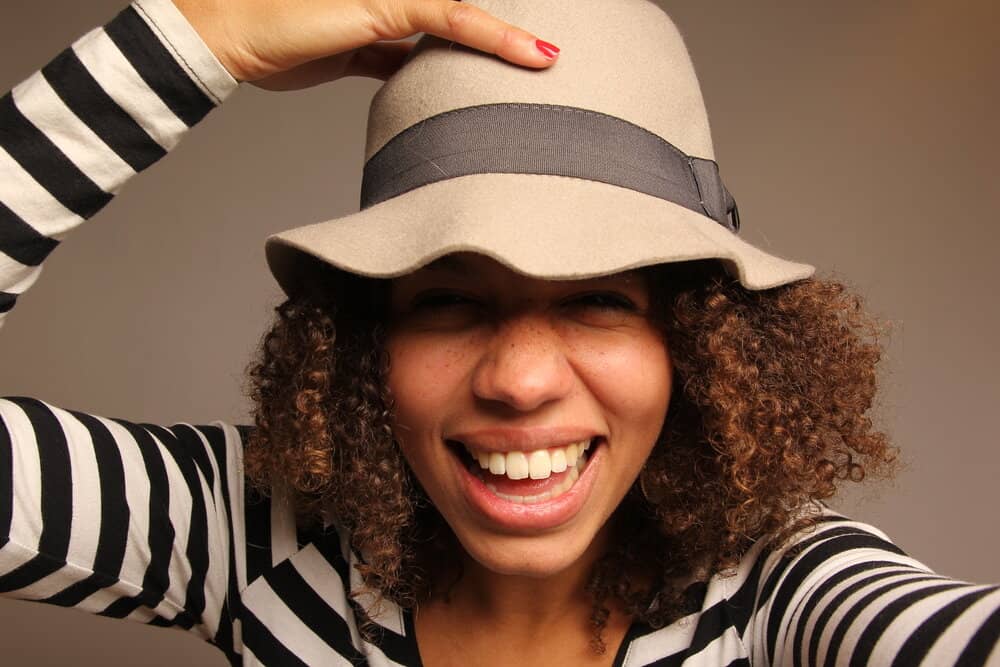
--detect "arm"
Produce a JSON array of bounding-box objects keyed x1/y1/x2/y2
[
  {"x1": 751, "y1": 509, "x2": 1000, "y2": 665},
  {"x1": 0, "y1": 0, "x2": 237, "y2": 326},
  {"x1": 0, "y1": 398, "x2": 251, "y2": 660},
  {"x1": 0, "y1": 2, "x2": 258, "y2": 659}
]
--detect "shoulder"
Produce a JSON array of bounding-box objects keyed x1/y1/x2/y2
[
  {"x1": 726, "y1": 504, "x2": 925, "y2": 617},
  {"x1": 724, "y1": 504, "x2": 951, "y2": 664}
]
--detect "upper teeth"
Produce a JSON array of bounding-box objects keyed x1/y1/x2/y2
[{"x1": 465, "y1": 440, "x2": 592, "y2": 481}]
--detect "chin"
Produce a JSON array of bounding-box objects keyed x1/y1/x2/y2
[{"x1": 454, "y1": 525, "x2": 604, "y2": 579}]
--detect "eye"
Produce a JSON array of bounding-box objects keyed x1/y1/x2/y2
[
  {"x1": 559, "y1": 291, "x2": 641, "y2": 327},
  {"x1": 564, "y1": 291, "x2": 637, "y2": 311},
  {"x1": 411, "y1": 290, "x2": 479, "y2": 310},
  {"x1": 392, "y1": 289, "x2": 486, "y2": 330}
]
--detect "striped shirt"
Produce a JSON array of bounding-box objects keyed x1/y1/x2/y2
[{"x1": 0, "y1": 2, "x2": 998, "y2": 664}]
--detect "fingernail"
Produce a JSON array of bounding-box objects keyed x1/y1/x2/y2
[{"x1": 535, "y1": 39, "x2": 560, "y2": 60}]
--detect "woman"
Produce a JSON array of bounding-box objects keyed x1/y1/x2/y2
[{"x1": 0, "y1": 0, "x2": 997, "y2": 665}]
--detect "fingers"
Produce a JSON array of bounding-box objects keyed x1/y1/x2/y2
[
  {"x1": 349, "y1": 41, "x2": 416, "y2": 80},
  {"x1": 388, "y1": 0, "x2": 560, "y2": 68},
  {"x1": 249, "y1": 42, "x2": 414, "y2": 91},
  {"x1": 182, "y1": 0, "x2": 561, "y2": 90}
]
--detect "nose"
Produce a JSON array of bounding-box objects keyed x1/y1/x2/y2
[{"x1": 470, "y1": 313, "x2": 574, "y2": 412}]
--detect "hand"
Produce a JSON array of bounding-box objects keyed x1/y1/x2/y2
[{"x1": 172, "y1": 0, "x2": 560, "y2": 90}]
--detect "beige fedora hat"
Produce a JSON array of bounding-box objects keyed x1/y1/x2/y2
[{"x1": 265, "y1": 0, "x2": 814, "y2": 295}]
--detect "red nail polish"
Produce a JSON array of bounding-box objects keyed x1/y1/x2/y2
[{"x1": 535, "y1": 39, "x2": 560, "y2": 59}]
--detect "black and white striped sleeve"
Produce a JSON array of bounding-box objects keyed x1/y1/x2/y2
[
  {"x1": 748, "y1": 510, "x2": 1000, "y2": 665},
  {"x1": 0, "y1": 397, "x2": 251, "y2": 663},
  {"x1": 0, "y1": 0, "x2": 237, "y2": 326}
]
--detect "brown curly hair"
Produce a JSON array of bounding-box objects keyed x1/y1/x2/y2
[{"x1": 244, "y1": 258, "x2": 897, "y2": 651}]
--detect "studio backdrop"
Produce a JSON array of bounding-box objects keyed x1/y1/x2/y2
[{"x1": 0, "y1": 0, "x2": 997, "y2": 664}]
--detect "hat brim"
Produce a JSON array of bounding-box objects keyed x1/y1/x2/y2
[{"x1": 265, "y1": 173, "x2": 814, "y2": 295}]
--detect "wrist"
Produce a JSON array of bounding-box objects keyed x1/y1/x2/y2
[{"x1": 170, "y1": 0, "x2": 246, "y2": 81}]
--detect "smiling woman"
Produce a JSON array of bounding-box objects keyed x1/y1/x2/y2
[
  {"x1": 244, "y1": 250, "x2": 901, "y2": 662},
  {"x1": 1, "y1": 0, "x2": 999, "y2": 665}
]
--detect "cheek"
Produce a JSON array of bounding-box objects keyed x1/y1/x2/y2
[
  {"x1": 571, "y1": 330, "x2": 672, "y2": 434},
  {"x1": 385, "y1": 334, "x2": 472, "y2": 441}
]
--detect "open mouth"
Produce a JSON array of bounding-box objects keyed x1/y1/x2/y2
[{"x1": 447, "y1": 437, "x2": 601, "y2": 505}]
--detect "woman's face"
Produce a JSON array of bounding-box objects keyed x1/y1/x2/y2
[{"x1": 385, "y1": 253, "x2": 672, "y2": 578}]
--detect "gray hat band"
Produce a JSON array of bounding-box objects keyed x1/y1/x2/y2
[{"x1": 360, "y1": 103, "x2": 740, "y2": 232}]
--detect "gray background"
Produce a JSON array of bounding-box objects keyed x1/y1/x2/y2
[{"x1": 1, "y1": 0, "x2": 997, "y2": 664}]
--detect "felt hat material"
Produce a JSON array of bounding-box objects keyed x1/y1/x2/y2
[{"x1": 265, "y1": 0, "x2": 814, "y2": 294}]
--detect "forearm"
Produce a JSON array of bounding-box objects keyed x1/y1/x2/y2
[{"x1": 0, "y1": 0, "x2": 237, "y2": 327}]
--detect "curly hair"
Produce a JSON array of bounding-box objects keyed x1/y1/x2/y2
[{"x1": 244, "y1": 259, "x2": 897, "y2": 651}]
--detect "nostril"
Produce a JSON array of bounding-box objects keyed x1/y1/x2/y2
[{"x1": 471, "y1": 368, "x2": 574, "y2": 413}]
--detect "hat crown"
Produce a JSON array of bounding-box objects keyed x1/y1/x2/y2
[
  {"x1": 365, "y1": 0, "x2": 714, "y2": 162},
  {"x1": 265, "y1": 0, "x2": 815, "y2": 297}
]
